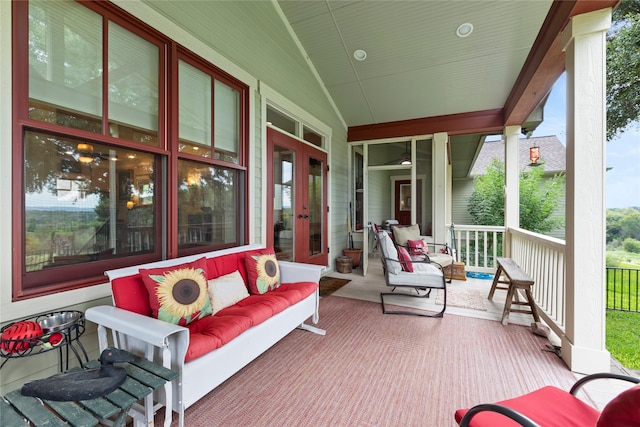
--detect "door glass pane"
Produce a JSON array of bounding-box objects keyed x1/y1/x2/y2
[
  {"x1": 214, "y1": 80, "x2": 240, "y2": 164},
  {"x1": 273, "y1": 146, "x2": 294, "y2": 261},
  {"x1": 179, "y1": 60, "x2": 212, "y2": 157},
  {"x1": 29, "y1": 0, "x2": 103, "y2": 133},
  {"x1": 177, "y1": 160, "x2": 238, "y2": 250},
  {"x1": 108, "y1": 22, "x2": 159, "y2": 146},
  {"x1": 308, "y1": 157, "x2": 323, "y2": 256},
  {"x1": 24, "y1": 130, "x2": 157, "y2": 273},
  {"x1": 416, "y1": 138, "x2": 433, "y2": 235}
]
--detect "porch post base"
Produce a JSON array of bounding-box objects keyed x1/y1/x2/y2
[{"x1": 560, "y1": 337, "x2": 611, "y2": 375}]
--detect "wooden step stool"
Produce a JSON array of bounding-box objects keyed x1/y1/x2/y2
[{"x1": 488, "y1": 257, "x2": 540, "y2": 325}]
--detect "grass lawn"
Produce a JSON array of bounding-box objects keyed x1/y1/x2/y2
[{"x1": 606, "y1": 309, "x2": 640, "y2": 370}]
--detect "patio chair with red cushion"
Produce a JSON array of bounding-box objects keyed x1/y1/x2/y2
[{"x1": 455, "y1": 372, "x2": 640, "y2": 427}]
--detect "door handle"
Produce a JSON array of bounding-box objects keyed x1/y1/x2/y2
[{"x1": 298, "y1": 214, "x2": 309, "y2": 219}]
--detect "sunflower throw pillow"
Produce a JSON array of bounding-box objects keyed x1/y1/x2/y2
[
  {"x1": 139, "y1": 257, "x2": 213, "y2": 326},
  {"x1": 245, "y1": 248, "x2": 281, "y2": 294}
]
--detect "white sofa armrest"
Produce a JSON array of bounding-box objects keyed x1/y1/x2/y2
[
  {"x1": 86, "y1": 306, "x2": 188, "y2": 350},
  {"x1": 278, "y1": 261, "x2": 325, "y2": 284},
  {"x1": 277, "y1": 261, "x2": 324, "y2": 325}
]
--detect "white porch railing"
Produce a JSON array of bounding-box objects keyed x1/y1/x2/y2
[
  {"x1": 450, "y1": 224, "x2": 505, "y2": 273},
  {"x1": 450, "y1": 224, "x2": 567, "y2": 337},
  {"x1": 508, "y1": 227, "x2": 566, "y2": 337}
]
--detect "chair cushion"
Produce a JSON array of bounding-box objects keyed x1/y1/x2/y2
[
  {"x1": 428, "y1": 253, "x2": 453, "y2": 268},
  {"x1": 397, "y1": 246, "x2": 414, "y2": 272},
  {"x1": 378, "y1": 231, "x2": 401, "y2": 274},
  {"x1": 387, "y1": 269, "x2": 444, "y2": 287},
  {"x1": 596, "y1": 384, "x2": 640, "y2": 426},
  {"x1": 454, "y1": 386, "x2": 600, "y2": 427},
  {"x1": 391, "y1": 224, "x2": 421, "y2": 247}
]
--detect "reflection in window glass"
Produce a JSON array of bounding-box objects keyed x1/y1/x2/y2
[
  {"x1": 368, "y1": 141, "x2": 411, "y2": 166},
  {"x1": 178, "y1": 160, "x2": 239, "y2": 250},
  {"x1": 179, "y1": 60, "x2": 212, "y2": 157},
  {"x1": 266, "y1": 106, "x2": 297, "y2": 135},
  {"x1": 24, "y1": 131, "x2": 156, "y2": 273},
  {"x1": 108, "y1": 22, "x2": 159, "y2": 145},
  {"x1": 28, "y1": 0, "x2": 103, "y2": 133},
  {"x1": 303, "y1": 126, "x2": 323, "y2": 148}
]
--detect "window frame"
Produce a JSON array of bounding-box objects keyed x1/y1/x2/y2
[{"x1": 12, "y1": 0, "x2": 249, "y2": 300}]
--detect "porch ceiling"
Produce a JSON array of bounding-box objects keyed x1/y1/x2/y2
[
  {"x1": 278, "y1": 0, "x2": 552, "y2": 128},
  {"x1": 277, "y1": 0, "x2": 618, "y2": 178}
]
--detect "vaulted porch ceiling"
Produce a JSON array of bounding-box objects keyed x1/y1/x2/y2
[{"x1": 277, "y1": 0, "x2": 619, "y2": 177}]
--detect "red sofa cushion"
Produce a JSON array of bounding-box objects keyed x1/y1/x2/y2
[
  {"x1": 111, "y1": 250, "x2": 318, "y2": 363},
  {"x1": 455, "y1": 386, "x2": 600, "y2": 427},
  {"x1": 207, "y1": 252, "x2": 250, "y2": 283},
  {"x1": 182, "y1": 281, "x2": 317, "y2": 362},
  {"x1": 112, "y1": 274, "x2": 152, "y2": 316}
]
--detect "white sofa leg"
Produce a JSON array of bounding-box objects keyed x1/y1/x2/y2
[{"x1": 298, "y1": 323, "x2": 326, "y2": 335}]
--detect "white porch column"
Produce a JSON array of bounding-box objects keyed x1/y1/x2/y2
[
  {"x1": 432, "y1": 132, "x2": 449, "y2": 245},
  {"x1": 503, "y1": 125, "x2": 521, "y2": 258},
  {"x1": 561, "y1": 8, "x2": 611, "y2": 374}
]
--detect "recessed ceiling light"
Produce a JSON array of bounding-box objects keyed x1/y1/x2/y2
[
  {"x1": 456, "y1": 23, "x2": 473, "y2": 38},
  {"x1": 353, "y1": 49, "x2": 367, "y2": 61}
]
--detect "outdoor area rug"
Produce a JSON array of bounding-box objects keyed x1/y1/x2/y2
[
  {"x1": 436, "y1": 288, "x2": 487, "y2": 311},
  {"x1": 319, "y1": 276, "x2": 351, "y2": 297},
  {"x1": 158, "y1": 296, "x2": 579, "y2": 426}
]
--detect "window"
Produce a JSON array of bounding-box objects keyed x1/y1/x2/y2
[{"x1": 13, "y1": 0, "x2": 248, "y2": 299}]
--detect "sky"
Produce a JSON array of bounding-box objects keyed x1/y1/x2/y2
[{"x1": 530, "y1": 73, "x2": 640, "y2": 209}]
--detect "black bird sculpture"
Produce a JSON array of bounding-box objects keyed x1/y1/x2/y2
[{"x1": 21, "y1": 347, "x2": 134, "y2": 401}]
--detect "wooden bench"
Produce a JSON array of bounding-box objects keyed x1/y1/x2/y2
[{"x1": 488, "y1": 257, "x2": 540, "y2": 325}]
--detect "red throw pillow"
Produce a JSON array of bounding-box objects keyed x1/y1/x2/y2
[
  {"x1": 397, "y1": 246, "x2": 414, "y2": 272},
  {"x1": 407, "y1": 239, "x2": 428, "y2": 256},
  {"x1": 139, "y1": 257, "x2": 213, "y2": 326},
  {"x1": 596, "y1": 385, "x2": 640, "y2": 427},
  {"x1": 245, "y1": 248, "x2": 281, "y2": 294}
]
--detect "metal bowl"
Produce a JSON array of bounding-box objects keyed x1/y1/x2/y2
[{"x1": 38, "y1": 311, "x2": 81, "y2": 333}]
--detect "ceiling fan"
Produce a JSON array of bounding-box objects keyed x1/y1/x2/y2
[
  {"x1": 385, "y1": 141, "x2": 431, "y2": 165},
  {"x1": 75, "y1": 143, "x2": 117, "y2": 163}
]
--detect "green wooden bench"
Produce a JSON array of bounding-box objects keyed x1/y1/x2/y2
[{"x1": 1, "y1": 350, "x2": 178, "y2": 427}]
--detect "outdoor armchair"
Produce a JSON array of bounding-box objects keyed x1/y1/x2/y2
[
  {"x1": 455, "y1": 372, "x2": 640, "y2": 427},
  {"x1": 390, "y1": 224, "x2": 455, "y2": 281},
  {"x1": 376, "y1": 231, "x2": 446, "y2": 318}
]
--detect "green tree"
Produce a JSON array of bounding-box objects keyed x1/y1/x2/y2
[
  {"x1": 467, "y1": 159, "x2": 565, "y2": 234},
  {"x1": 606, "y1": 0, "x2": 640, "y2": 140},
  {"x1": 620, "y1": 211, "x2": 640, "y2": 240},
  {"x1": 622, "y1": 238, "x2": 640, "y2": 253}
]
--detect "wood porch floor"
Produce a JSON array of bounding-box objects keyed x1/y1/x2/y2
[{"x1": 327, "y1": 255, "x2": 637, "y2": 412}]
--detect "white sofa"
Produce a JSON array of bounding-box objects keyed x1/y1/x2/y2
[{"x1": 85, "y1": 244, "x2": 325, "y2": 427}]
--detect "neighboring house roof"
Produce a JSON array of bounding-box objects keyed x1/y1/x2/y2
[{"x1": 471, "y1": 135, "x2": 566, "y2": 176}]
